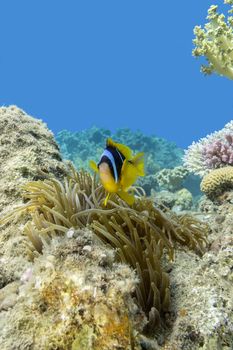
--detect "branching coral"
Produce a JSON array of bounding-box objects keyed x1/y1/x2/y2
[
  {"x1": 155, "y1": 166, "x2": 189, "y2": 192},
  {"x1": 183, "y1": 121, "x2": 233, "y2": 176},
  {"x1": 193, "y1": 0, "x2": 233, "y2": 79},
  {"x1": 201, "y1": 134, "x2": 233, "y2": 168},
  {"x1": 0, "y1": 165, "x2": 208, "y2": 328}
]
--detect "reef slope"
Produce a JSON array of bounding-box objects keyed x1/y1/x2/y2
[{"x1": 0, "y1": 106, "x2": 232, "y2": 349}]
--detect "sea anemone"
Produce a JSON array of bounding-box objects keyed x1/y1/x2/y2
[{"x1": 0, "y1": 164, "x2": 208, "y2": 327}]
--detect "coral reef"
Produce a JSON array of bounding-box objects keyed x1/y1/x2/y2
[
  {"x1": 174, "y1": 189, "x2": 193, "y2": 210},
  {"x1": 184, "y1": 120, "x2": 233, "y2": 176},
  {"x1": 2, "y1": 106, "x2": 232, "y2": 349},
  {"x1": 201, "y1": 134, "x2": 233, "y2": 168},
  {"x1": 152, "y1": 189, "x2": 193, "y2": 212},
  {"x1": 155, "y1": 166, "x2": 189, "y2": 192},
  {"x1": 200, "y1": 166, "x2": 233, "y2": 199}
]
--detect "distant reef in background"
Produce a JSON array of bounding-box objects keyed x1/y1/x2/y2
[
  {"x1": 56, "y1": 126, "x2": 183, "y2": 175},
  {"x1": 55, "y1": 127, "x2": 201, "y2": 203}
]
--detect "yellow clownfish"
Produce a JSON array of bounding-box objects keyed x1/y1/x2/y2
[{"x1": 89, "y1": 138, "x2": 145, "y2": 206}]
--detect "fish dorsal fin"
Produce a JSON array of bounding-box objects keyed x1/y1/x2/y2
[
  {"x1": 131, "y1": 152, "x2": 145, "y2": 176},
  {"x1": 106, "y1": 138, "x2": 132, "y2": 159}
]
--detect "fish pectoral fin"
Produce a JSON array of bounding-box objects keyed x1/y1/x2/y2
[
  {"x1": 106, "y1": 138, "x2": 132, "y2": 159},
  {"x1": 89, "y1": 160, "x2": 99, "y2": 173},
  {"x1": 104, "y1": 193, "x2": 111, "y2": 206},
  {"x1": 132, "y1": 152, "x2": 145, "y2": 176},
  {"x1": 117, "y1": 190, "x2": 135, "y2": 205}
]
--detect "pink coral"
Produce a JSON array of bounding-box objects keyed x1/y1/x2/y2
[
  {"x1": 202, "y1": 134, "x2": 233, "y2": 169},
  {"x1": 184, "y1": 121, "x2": 233, "y2": 176}
]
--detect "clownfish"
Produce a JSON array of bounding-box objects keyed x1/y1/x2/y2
[{"x1": 89, "y1": 138, "x2": 145, "y2": 206}]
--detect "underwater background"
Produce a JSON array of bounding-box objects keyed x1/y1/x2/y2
[{"x1": 0, "y1": 1, "x2": 233, "y2": 350}]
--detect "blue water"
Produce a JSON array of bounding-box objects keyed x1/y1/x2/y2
[{"x1": 0, "y1": 0, "x2": 232, "y2": 148}]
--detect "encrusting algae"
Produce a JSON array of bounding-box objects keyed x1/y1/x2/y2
[{"x1": 0, "y1": 163, "x2": 209, "y2": 331}]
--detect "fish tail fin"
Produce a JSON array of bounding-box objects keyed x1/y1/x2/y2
[
  {"x1": 131, "y1": 152, "x2": 145, "y2": 176},
  {"x1": 117, "y1": 190, "x2": 135, "y2": 205},
  {"x1": 89, "y1": 160, "x2": 99, "y2": 173}
]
